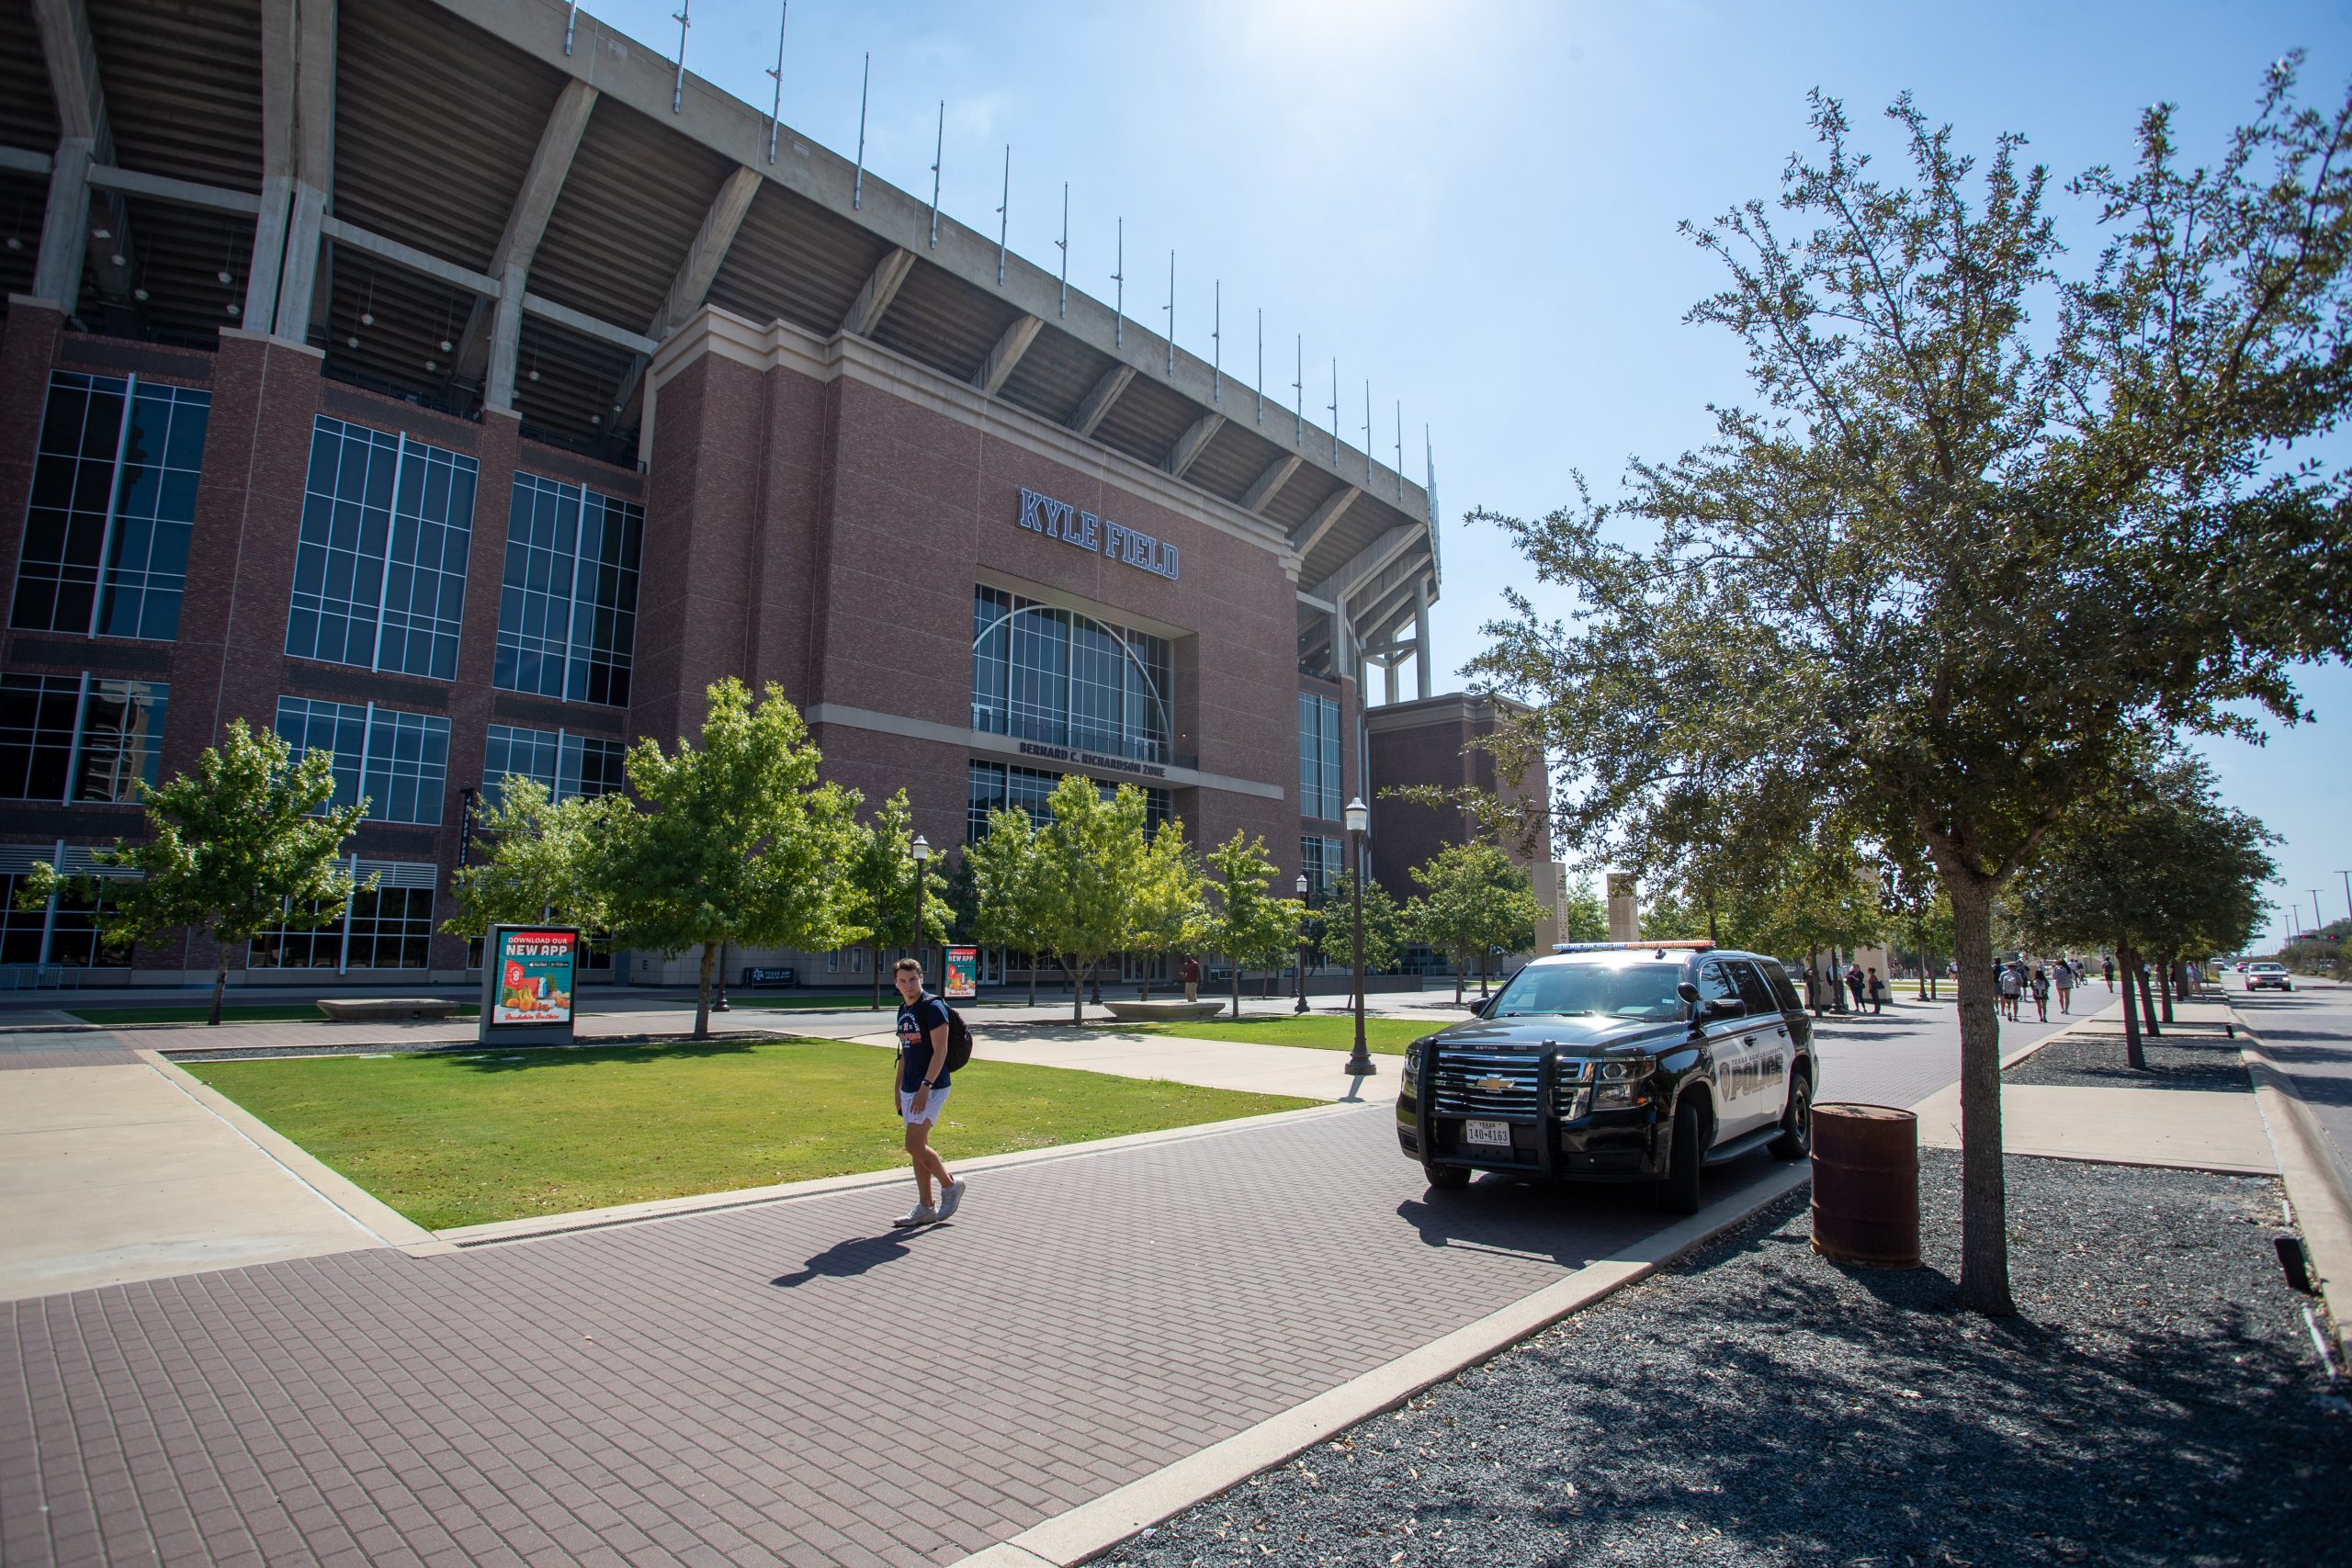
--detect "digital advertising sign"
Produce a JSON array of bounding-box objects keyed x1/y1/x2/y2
[{"x1": 478, "y1": 925, "x2": 581, "y2": 1044}]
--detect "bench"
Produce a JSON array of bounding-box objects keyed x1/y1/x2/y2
[
  {"x1": 316, "y1": 998, "x2": 462, "y2": 1021},
  {"x1": 1102, "y1": 999, "x2": 1228, "y2": 1023}
]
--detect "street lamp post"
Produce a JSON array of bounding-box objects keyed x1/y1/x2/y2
[
  {"x1": 911, "y1": 833, "x2": 933, "y2": 991},
  {"x1": 1294, "y1": 873, "x2": 1311, "y2": 1015},
  {"x1": 1343, "y1": 797, "x2": 1374, "y2": 1076},
  {"x1": 714, "y1": 941, "x2": 730, "y2": 1011}
]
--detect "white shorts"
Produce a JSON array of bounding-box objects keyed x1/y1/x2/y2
[{"x1": 899, "y1": 1087, "x2": 950, "y2": 1126}]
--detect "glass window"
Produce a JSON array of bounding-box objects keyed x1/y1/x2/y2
[
  {"x1": 286, "y1": 417, "x2": 477, "y2": 681},
  {"x1": 0, "y1": 673, "x2": 168, "y2": 802},
  {"x1": 1724, "y1": 959, "x2": 1780, "y2": 1017},
  {"x1": 493, "y1": 473, "x2": 643, "y2": 707},
  {"x1": 1492, "y1": 960, "x2": 1690, "y2": 1022},
  {"x1": 272, "y1": 696, "x2": 449, "y2": 826},
  {"x1": 0, "y1": 870, "x2": 129, "y2": 967},
  {"x1": 971, "y1": 587, "x2": 1171, "y2": 765},
  {"x1": 74, "y1": 679, "x2": 168, "y2": 803},
  {"x1": 1300, "y1": 834, "x2": 1345, "y2": 897},
  {"x1": 0, "y1": 673, "x2": 82, "y2": 800},
  {"x1": 482, "y1": 722, "x2": 627, "y2": 806},
  {"x1": 11, "y1": 372, "x2": 210, "y2": 641},
  {"x1": 1298, "y1": 693, "x2": 1341, "y2": 821},
  {"x1": 249, "y1": 885, "x2": 435, "y2": 970},
  {"x1": 966, "y1": 759, "x2": 1167, "y2": 840}
]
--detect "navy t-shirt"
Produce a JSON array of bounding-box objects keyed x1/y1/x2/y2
[{"x1": 896, "y1": 994, "x2": 953, "y2": 1092}]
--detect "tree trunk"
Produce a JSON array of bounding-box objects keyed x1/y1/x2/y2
[
  {"x1": 695, "y1": 942, "x2": 716, "y2": 1040},
  {"x1": 1066, "y1": 958, "x2": 1085, "y2": 1025},
  {"x1": 1027, "y1": 953, "x2": 1037, "y2": 1009},
  {"x1": 1453, "y1": 951, "x2": 1465, "y2": 1005},
  {"x1": 1941, "y1": 864, "x2": 2016, "y2": 1316},
  {"x1": 1479, "y1": 948, "x2": 1490, "y2": 999},
  {"x1": 1231, "y1": 961, "x2": 1242, "y2": 1019},
  {"x1": 1139, "y1": 960, "x2": 1151, "y2": 1002},
  {"x1": 2136, "y1": 961, "x2": 2162, "y2": 1040},
  {"x1": 209, "y1": 951, "x2": 228, "y2": 1027},
  {"x1": 2118, "y1": 939, "x2": 2146, "y2": 1069},
  {"x1": 2158, "y1": 958, "x2": 2176, "y2": 1025}
]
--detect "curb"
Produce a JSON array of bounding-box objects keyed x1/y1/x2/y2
[
  {"x1": 2232, "y1": 1011, "x2": 2352, "y2": 1369},
  {"x1": 945, "y1": 1160, "x2": 1814, "y2": 1568}
]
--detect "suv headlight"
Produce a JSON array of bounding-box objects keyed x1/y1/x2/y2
[
  {"x1": 1592, "y1": 1055, "x2": 1655, "y2": 1109},
  {"x1": 1402, "y1": 1043, "x2": 1422, "y2": 1092}
]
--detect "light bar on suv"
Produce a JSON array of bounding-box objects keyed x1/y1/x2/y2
[{"x1": 1550, "y1": 941, "x2": 1716, "y2": 953}]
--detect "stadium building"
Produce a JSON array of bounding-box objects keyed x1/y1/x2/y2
[{"x1": 0, "y1": 0, "x2": 1498, "y2": 988}]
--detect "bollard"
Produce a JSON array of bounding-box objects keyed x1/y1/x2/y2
[{"x1": 1811, "y1": 1102, "x2": 1920, "y2": 1269}]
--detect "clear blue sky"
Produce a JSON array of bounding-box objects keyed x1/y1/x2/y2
[{"x1": 586, "y1": 0, "x2": 2350, "y2": 949}]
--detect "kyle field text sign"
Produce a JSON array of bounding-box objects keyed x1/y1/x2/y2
[{"x1": 1017, "y1": 488, "x2": 1179, "y2": 581}]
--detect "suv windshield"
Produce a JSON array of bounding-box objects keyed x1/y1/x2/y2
[{"x1": 1492, "y1": 962, "x2": 1688, "y2": 1023}]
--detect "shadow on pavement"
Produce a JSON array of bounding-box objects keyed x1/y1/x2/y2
[{"x1": 770, "y1": 1230, "x2": 920, "y2": 1288}]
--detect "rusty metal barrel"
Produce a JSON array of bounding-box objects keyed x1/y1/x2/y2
[{"x1": 1810, "y1": 1103, "x2": 1920, "y2": 1269}]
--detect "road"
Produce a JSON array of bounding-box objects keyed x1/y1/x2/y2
[{"x1": 2233, "y1": 977, "x2": 2352, "y2": 1193}]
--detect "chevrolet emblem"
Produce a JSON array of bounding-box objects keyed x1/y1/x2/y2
[{"x1": 1476, "y1": 1074, "x2": 1512, "y2": 1095}]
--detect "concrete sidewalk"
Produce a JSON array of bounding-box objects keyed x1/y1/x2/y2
[{"x1": 0, "y1": 1052, "x2": 387, "y2": 1302}]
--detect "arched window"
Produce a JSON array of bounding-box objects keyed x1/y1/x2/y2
[{"x1": 971, "y1": 587, "x2": 1172, "y2": 765}]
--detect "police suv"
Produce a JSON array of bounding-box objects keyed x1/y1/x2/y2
[{"x1": 1396, "y1": 942, "x2": 1815, "y2": 1213}]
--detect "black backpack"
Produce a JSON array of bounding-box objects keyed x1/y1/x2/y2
[{"x1": 939, "y1": 997, "x2": 975, "y2": 1073}]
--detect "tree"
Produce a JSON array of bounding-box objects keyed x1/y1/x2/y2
[
  {"x1": 442, "y1": 778, "x2": 622, "y2": 939},
  {"x1": 1204, "y1": 832, "x2": 1301, "y2": 1017},
  {"x1": 1466, "y1": 74, "x2": 2352, "y2": 1313},
  {"x1": 23, "y1": 719, "x2": 366, "y2": 1026},
  {"x1": 1404, "y1": 842, "x2": 1545, "y2": 1003},
  {"x1": 1310, "y1": 872, "x2": 1405, "y2": 977},
  {"x1": 2018, "y1": 754, "x2": 2276, "y2": 1066},
  {"x1": 843, "y1": 790, "x2": 950, "y2": 1008},
  {"x1": 1557, "y1": 877, "x2": 1609, "y2": 945},
  {"x1": 1881, "y1": 857, "x2": 1956, "y2": 999},
  {"x1": 1031, "y1": 774, "x2": 1152, "y2": 1023},
  {"x1": 1125, "y1": 820, "x2": 1209, "y2": 1000},
  {"x1": 966, "y1": 807, "x2": 1056, "y2": 1008},
  {"x1": 597, "y1": 680, "x2": 863, "y2": 1038}
]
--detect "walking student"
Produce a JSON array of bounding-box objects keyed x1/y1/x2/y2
[
  {"x1": 1866, "y1": 966, "x2": 1886, "y2": 1015},
  {"x1": 2103, "y1": 955, "x2": 2117, "y2": 993},
  {"x1": 1182, "y1": 953, "x2": 1202, "y2": 1004},
  {"x1": 890, "y1": 958, "x2": 967, "y2": 1229},
  {"x1": 1845, "y1": 962, "x2": 1866, "y2": 1013},
  {"x1": 2054, "y1": 960, "x2": 2074, "y2": 1014},
  {"x1": 1998, "y1": 962, "x2": 2023, "y2": 1021},
  {"x1": 2030, "y1": 965, "x2": 2051, "y2": 1022}
]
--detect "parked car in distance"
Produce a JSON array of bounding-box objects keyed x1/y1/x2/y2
[{"x1": 2245, "y1": 963, "x2": 2294, "y2": 992}]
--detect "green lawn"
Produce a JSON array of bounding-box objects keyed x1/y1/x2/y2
[
  {"x1": 73, "y1": 1003, "x2": 481, "y2": 1026},
  {"x1": 184, "y1": 1037, "x2": 1311, "y2": 1230},
  {"x1": 1120, "y1": 1013, "x2": 1440, "y2": 1055},
  {"x1": 714, "y1": 993, "x2": 893, "y2": 1010}
]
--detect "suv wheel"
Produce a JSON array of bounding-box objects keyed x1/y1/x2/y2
[
  {"x1": 1770, "y1": 1067, "x2": 1812, "y2": 1160},
  {"x1": 1654, "y1": 1097, "x2": 1703, "y2": 1214},
  {"x1": 1422, "y1": 1162, "x2": 1470, "y2": 1190}
]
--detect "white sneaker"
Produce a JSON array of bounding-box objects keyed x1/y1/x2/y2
[
  {"x1": 937, "y1": 1179, "x2": 967, "y2": 1220},
  {"x1": 890, "y1": 1202, "x2": 938, "y2": 1229}
]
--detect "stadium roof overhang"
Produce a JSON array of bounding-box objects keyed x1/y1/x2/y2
[{"x1": 5, "y1": 0, "x2": 1439, "y2": 624}]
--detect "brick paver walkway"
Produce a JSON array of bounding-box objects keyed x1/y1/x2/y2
[
  {"x1": 3, "y1": 1104, "x2": 1796, "y2": 1568},
  {"x1": 1, "y1": 997, "x2": 2044, "y2": 1568}
]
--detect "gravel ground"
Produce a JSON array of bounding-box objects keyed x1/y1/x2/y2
[
  {"x1": 2007, "y1": 1031, "x2": 2252, "y2": 1092},
  {"x1": 1110, "y1": 1151, "x2": 2346, "y2": 1568}
]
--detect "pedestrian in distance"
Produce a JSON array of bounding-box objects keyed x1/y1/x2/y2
[
  {"x1": 2103, "y1": 955, "x2": 2117, "y2": 992},
  {"x1": 1182, "y1": 953, "x2": 1202, "y2": 1004},
  {"x1": 1867, "y1": 966, "x2": 1886, "y2": 1014},
  {"x1": 2055, "y1": 961, "x2": 2073, "y2": 1014},
  {"x1": 889, "y1": 957, "x2": 967, "y2": 1229},
  {"x1": 2030, "y1": 965, "x2": 2051, "y2": 1022},
  {"x1": 1845, "y1": 962, "x2": 1866, "y2": 1012},
  {"x1": 1998, "y1": 962, "x2": 2023, "y2": 1021}
]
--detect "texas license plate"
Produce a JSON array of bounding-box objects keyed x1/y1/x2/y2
[{"x1": 1462, "y1": 1120, "x2": 1513, "y2": 1148}]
